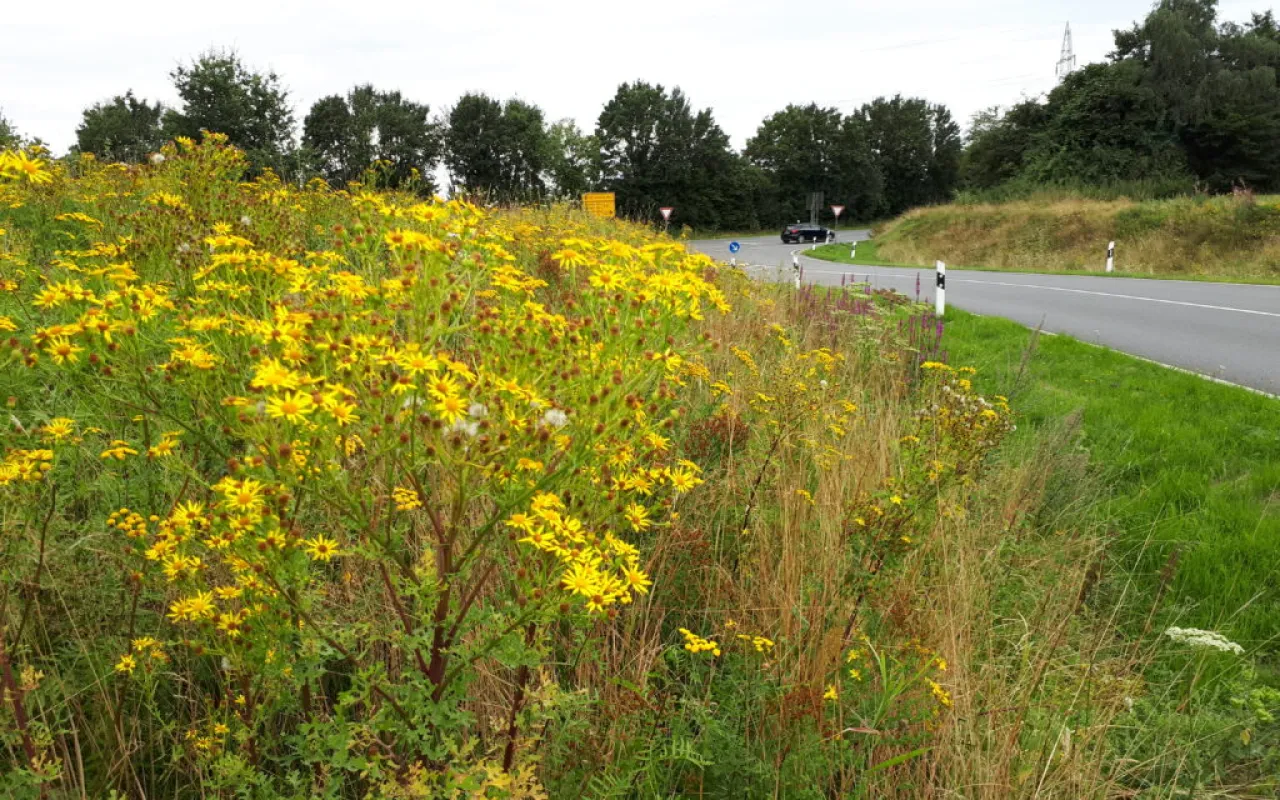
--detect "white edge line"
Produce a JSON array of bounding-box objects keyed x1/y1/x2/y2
[
  {"x1": 787, "y1": 250, "x2": 1280, "y2": 290},
  {"x1": 969, "y1": 279, "x2": 1280, "y2": 318},
  {"x1": 724, "y1": 260, "x2": 1280, "y2": 399}
]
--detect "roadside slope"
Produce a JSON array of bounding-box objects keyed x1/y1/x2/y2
[{"x1": 871, "y1": 194, "x2": 1280, "y2": 282}]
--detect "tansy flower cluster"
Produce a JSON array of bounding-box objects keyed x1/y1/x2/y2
[
  {"x1": 679, "y1": 628, "x2": 722, "y2": 657},
  {"x1": 508, "y1": 492, "x2": 652, "y2": 615},
  {"x1": 0, "y1": 449, "x2": 54, "y2": 485}
]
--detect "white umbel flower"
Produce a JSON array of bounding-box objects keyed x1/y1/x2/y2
[
  {"x1": 1164, "y1": 626, "x2": 1244, "y2": 655},
  {"x1": 447, "y1": 419, "x2": 479, "y2": 438},
  {"x1": 541, "y1": 409, "x2": 568, "y2": 429},
  {"x1": 150, "y1": 153, "x2": 165, "y2": 165}
]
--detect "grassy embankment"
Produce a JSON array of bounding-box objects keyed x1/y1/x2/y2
[
  {"x1": 811, "y1": 194, "x2": 1280, "y2": 284},
  {"x1": 941, "y1": 309, "x2": 1280, "y2": 792}
]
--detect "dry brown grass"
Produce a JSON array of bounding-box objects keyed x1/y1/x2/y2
[
  {"x1": 554, "y1": 278, "x2": 1144, "y2": 797},
  {"x1": 863, "y1": 410, "x2": 1145, "y2": 799},
  {"x1": 875, "y1": 195, "x2": 1280, "y2": 281}
]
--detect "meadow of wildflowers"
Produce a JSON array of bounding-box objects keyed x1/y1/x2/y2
[{"x1": 0, "y1": 136, "x2": 1061, "y2": 798}]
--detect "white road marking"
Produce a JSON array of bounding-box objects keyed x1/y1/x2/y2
[
  {"x1": 730, "y1": 253, "x2": 1280, "y2": 396},
  {"x1": 971, "y1": 279, "x2": 1280, "y2": 318},
  {"x1": 745, "y1": 251, "x2": 1279, "y2": 317},
  {"x1": 792, "y1": 261, "x2": 1280, "y2": 318}
]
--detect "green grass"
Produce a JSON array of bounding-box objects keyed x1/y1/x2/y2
[
  {"x1": 810, "y1": 240, "x2": 899, "y2": 267},
  {"x1": 940, "y1": 310, "x2": 1280, "y2": 651},
  {"x1": 808, "y1": 241, "x2": 1280, "y2": 286}
]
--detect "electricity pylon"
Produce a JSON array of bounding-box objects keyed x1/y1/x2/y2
[{"x1": 1056, "y1": 22, "x2": 1078, "y2": 82}]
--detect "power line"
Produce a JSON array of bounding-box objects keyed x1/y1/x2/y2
[{"x1": 852, "y1": 24, "x2": 1041, "y2": 54}]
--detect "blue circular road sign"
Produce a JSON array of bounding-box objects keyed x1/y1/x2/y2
[{"x1": 728, "y1": 241, "x2": 741, "y2": 254}]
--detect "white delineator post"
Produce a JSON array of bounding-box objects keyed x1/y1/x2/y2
[
  {"x1": 792, "y1": 254, "x2": 801, "y2": 290},
  {"x1": 1106, "y1": 241, "x2": 1115, "y2": 273},
  {"x1": 935, "y1": 261, "x2": 946, "y2": 316}
]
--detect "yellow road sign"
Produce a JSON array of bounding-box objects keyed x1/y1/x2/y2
[{"x1": 582, "y1": 192, "x2": 615, "y2": 218}]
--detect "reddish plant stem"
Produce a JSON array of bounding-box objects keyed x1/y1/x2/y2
[
  {"x1": 502, "y1": 623, "x2": 538, "y2": 773},
  {"x1": 444, "y1": 561, "x2": 498, "y2": 649},
  {"x1": 15, "y1": 486, "x2": 57, "y2": 644},
  {"x1": 0, "y1": 632, "x2": 40, "y2": 779},
  {"x1": 378, "y1": 561, "x2": 431, "y2": 678},
  {"x1": 426, "y1": 545, "x2": 453, "y2": 702}
]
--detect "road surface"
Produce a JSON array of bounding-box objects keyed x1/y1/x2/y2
[{"x1": 690, "y1": 232, "x2": 1280, "y2": 395}]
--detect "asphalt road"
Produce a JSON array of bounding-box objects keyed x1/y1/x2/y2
[{"x1": 690, "y1": 232, "x2": 1280, "y2": 395}]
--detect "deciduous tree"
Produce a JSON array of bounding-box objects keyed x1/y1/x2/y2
[
  {"x1": 0, "y1": 110, "x2": 20, "y2": 149},
  {"x1": 595, "y1": 81, "x2": 746, "y2": 227},
  {"x1": 166, "y1": 50, "x2": 294, "y2": 175},
  {"x1": 856, "y1": 96, "x2": 959, "y2": 214},
  {"x1": 75, "y1": 91, "x2": 166, "y2": 163},
  {"x1": 542, "y1": 119, "x2": 597, "y2": 199},
  {"x1": 303, "y1": 86, "x2": 440, "y2": 193},
  {"x1": 445, "y1": 93, "x2": 548, "y2": 201}
]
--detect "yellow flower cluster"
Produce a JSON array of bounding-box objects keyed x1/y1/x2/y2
[
  {"x1": 115, "y1": 636, "x2": 169, "y2": 675},
  {"x1": 392, "y1": 485, "x2": 423, "y2": 511},
  {"x1": 736, "y1": 633, "x2": 775, "y2": 653},
  {"x1": 927, "y1": 678, "x2": 953, "y2": 709},
  {"x1": 679, "y1": 628, "x2": 721, "y2": 657},
  {"x1": 0, "y1": 448, "x2": 53, "y2": 485},
  {"x1": 0, "y1": 136, "x2": 752, "y2": 786},
  {"x1": 509, "y1": 492, "x2": 651, "y2": 615},
  {"x1": 107, "y1": 508, "x2": 149, "y2": 539}
]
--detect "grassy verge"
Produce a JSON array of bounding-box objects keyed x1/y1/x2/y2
[
  {"x1": 810, "y1": 239, "x2": 900, "y2": 267},
  {"x1": 943, "y1": 309, "x2": 1280, "y2": 646},
  {"x1": 858, "y1": 194, "x2": 1280, "y2": 284},
  {"x1": 941, "y1": 308, "x2": 1280, "y2": 792}
]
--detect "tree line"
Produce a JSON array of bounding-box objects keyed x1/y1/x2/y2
[
  {"x1": 1, "y1": 49, "x2": 959, "y2": 229},
  {"x1": 963, "y1": 1, "x2": 1280, "y2": 196},
  {"x1": 6, "y1": 0, "x2": 1272, "y2": 226}
]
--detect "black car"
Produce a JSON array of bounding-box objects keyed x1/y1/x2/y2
[{"x1": 781, "y1": 223, "x2": 834, "y2": 244}]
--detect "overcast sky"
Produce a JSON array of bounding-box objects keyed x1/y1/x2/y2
[{"x1": 2, "y1": 0, "x2": 1273, "y2": 156}]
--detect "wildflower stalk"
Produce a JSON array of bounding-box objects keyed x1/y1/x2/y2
[
  {"x1": 264, "y1": 575, "x2": 416, "y2": 729},
  {"x1": 444, "y1": 560, "x2": 499, "y2": 648},
  {"x1": 739, "y1": 424, "x2": 795, "y2": 539},
  {"x1": 102, "y1": 389, "x2": 231, "y2": 462},
  {"x1": 440, "y1": 605, "x2": 548, "y2": 690},
  {"x1": 0, "y1": 631, "x2": 40, "y2": 783},
  {"x1": 501, "y1": 622, "x2": 538, "y2": 773},
  {"x1": 425, "y1": 544, "x2": 453, "y2": 702},
  {"x1": 15, "y1": 485, "x2": 56, "y2": 644},
  {"x1": 377, "y1": 559, "x2": 432, "y2": 678}
]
